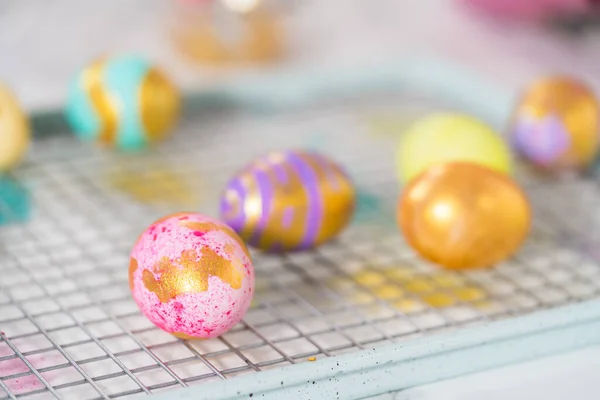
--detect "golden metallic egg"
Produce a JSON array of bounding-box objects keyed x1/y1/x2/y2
[
  {"x1": 398, "y1": 162, "x2": 531, "y2": 270},
  {"x1": 510, "y1": 76, "x2": 599, "y2": 171}
]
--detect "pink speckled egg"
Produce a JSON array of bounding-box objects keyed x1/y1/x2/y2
[{"x1": 129, "y1": 212, "x2": 255, "y2": 339}]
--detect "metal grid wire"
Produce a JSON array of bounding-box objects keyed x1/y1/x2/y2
[{"x1": 1, "y1": 91, "x2": 600, "y2": 399}]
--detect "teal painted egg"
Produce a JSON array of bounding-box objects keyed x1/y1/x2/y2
[{"x1": 65, "y1": 55, "x2": 181, "y2": 151}]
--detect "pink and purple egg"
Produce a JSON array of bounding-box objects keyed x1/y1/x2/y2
[{"x1": 129, "y1": 212, "x2": 254, "y2": 339}]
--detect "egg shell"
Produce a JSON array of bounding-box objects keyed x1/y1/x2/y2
[
  {"x1": 396, "y1": 113, "x2": 512, "y2": 184},
  {"x1": 398, "y1": 162, "x2": 531, "y2": 270},
  {"x1": 65, "y1": 55, "x2": 180, "y2": 152},
  {"x1": 509, "y1": 76, "x2": 599, "y2": 171},
  {"x1": 0, "y1": 84, "x2": 30, "y2": 172},
  {"x1": 219, "y1": 149, "x2": 356, "y2": 252},
  {"x1": 129, "y1": 212, "x2": 254, "y2": 339}
]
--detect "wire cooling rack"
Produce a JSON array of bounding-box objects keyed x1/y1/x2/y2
[{"x1": 2, "y1": 60, "x2": 600, "y2": 400}]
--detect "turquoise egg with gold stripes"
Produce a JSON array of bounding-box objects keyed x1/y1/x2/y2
[{"x1": 65, "y1": 55, "x2": 181, "y2": 151}]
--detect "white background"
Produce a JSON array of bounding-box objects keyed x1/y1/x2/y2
[
  {"x1": 4, "y1": 0, "x2": 600, "y2": 110},
  {"x1": 1, "y1": 0, "x2": 600, "y2": 398}
]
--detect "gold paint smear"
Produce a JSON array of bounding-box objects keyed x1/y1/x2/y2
[
  {"x1": 172, "y1": 331, "x2": 204, "y2": 340},
  {"x1": 139, "y1": 69, "x2": 180, "y2": 142},
  {"x1": 108, "y1": 166, "x2": 198, "y2": 207},
  {"x1": 83, "y1": 59, "x2": 118, "y2": 146},
  {"x1": 454, "y1": 286, "x2": 486, "y2": 302},
  {"x1": 382, "y1": 266, "x2": 414, "y2": 281},
  {"x1": 423, "y1": 293, "x2": 455, "y2": 308},
  {"x1": 373, "y1": 284, "x2": 404, "y2": 300},
  {"x1": 129, "y1": 257, "x2": 138, "y2": 292},
  {"x1": 181, "y1": 221, "x2": 250, "y2": 257},
  {"x1": 354, "y1": 270, "x2": 385, "y2": 287},
  {"x1": 143, "y1": 247, "x2": 244, "y2": 303},
  {"x1": 432, "y1": 273, "x2": 464, "y2": 288},
  {"x1": 341, "y1": 267, "x2": 489, "y2": 311},
  {"x1": 405, "y1": 278, "x2": 435, "y2": 294},
  {"x1": 392, "y1": 298, "x2": 424, "y2": 313}
]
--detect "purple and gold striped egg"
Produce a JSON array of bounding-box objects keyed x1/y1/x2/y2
[{"x1": 219, "y1": 150, "x2": 356, "y2": 252}]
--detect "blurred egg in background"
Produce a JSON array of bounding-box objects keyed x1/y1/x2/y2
[
  {"x1": 509, "y1": 76, "x2": 599, "y2": 172},
  {"x1": 65, "y1": 55, "x2": 181, "y2": 152},
  {"x1": 0, "y1": 83, "x2": 30, "y2": 172},
  {"x1": 168, "y1": 0, "x2": 285, "y2": 65},
  {"x1": 396, "y1": 113, "x2": 512, "y2": 184}
]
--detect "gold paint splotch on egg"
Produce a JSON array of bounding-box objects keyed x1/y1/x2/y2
[
  {"x1": 0, "y1": 84, "x2": 30, "y2": 172},
  {"x1": 510, "y1": 76, "x2": 600, "y2": 171},
  {"x1": 398, "y1": 162, "x2": 532, "y2": 270},
  {"x1": 219, "y1": 150, "x2": 356, "y2": 252}
]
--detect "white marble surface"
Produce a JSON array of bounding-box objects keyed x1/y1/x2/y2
[{"x1": 1, "y1": 1, "x2": 600, "y2": 399}]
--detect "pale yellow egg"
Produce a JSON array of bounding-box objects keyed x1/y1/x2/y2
[{"x1": 397, "y1": 113, "x2": 512, "y2": 184}]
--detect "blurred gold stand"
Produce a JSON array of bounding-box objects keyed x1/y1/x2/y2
[{"x1": 169, "y1": 0, "x2": 284, "y2": 65}]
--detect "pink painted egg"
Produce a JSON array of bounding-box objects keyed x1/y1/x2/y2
[{"x1": 129, "y1": 212, "x2": 255, "y2": 339}]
